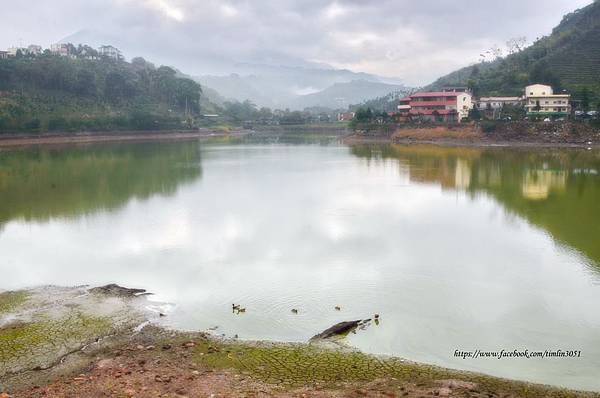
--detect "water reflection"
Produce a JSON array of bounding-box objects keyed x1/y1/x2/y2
[
  {"x1": 0, "y1": 141, "x2": 203, "y2": 226},
  {"x1": 1, "y1": 142, "x2": 600, "y2": 391},
  {"x1": 351, "y1": 144, "x2": 600, "y2": 268}
]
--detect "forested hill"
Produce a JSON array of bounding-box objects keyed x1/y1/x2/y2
[
  {"x1": 0, "y1": 55, "x2": 203, "y2": 132},
  {"x1": 428, "y1": 0, "x2": 600, "y2": 104}
]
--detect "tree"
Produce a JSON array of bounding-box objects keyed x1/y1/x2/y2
[
  {"x1": 467, "y1": 79, "x2": 480, "y2": 97},
  {"x1": 506, "y1": 37, "x2": 527, "y2": 55},
  {"x1": 469, "y1": 106, "x2": 482, "y2": 121},
  {"x1": 104, "y1": 72, "x2": 135, "y2": 102},
  {"x1": 530, "y1": 60, "x2": 561, "y2": 89},
  {"x1": 257, "y1": 107, "x2": 273, "y2": 121},
  {"x1": 223, "y1": 100, "x2": 258, "y2": 121},
  {"x1": 173, "y1": 78, "x2": 202, "y2": 114},
  {"x1": 354, "y1": 107, "x2": 373, "y2": 122},
  {"x1": 500, "y1": 104, "x2": 526, "y2": 120},
  {"x1": 131, "y1": 57, "x2": 155, "y2": 70},
  {"x1": 74, "y1": 70, "x2": 97, "y2": 96},
  {"x1": 581, "y1": 87, "x2": 590, "y2": 112}
]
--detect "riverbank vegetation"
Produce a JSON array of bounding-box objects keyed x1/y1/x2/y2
[
  {"x1": 0, "y1": 55, "x2": 350, "y2": 134},
  {"x1": 0, "y1": 55, "x2": 203, "y2": 133}
]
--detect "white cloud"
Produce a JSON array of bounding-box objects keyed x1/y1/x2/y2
[
  {"x1": 220, "y1": 3, "x2": 239, "y2": 18},
  {"x1": 323, "y1": 2, "x2": 348, "y2": 20},
  {"x1": 145, "y1": 0, "x2": 185, "y2": 21},
  {"x1": 0, "y1": 0, "x2": 594, "y2": 84}
]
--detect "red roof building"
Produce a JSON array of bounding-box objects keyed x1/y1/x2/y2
[{"x1": 398, "y1": 91, "x2": 473, "y2": 122}]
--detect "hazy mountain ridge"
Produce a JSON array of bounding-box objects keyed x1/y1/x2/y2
[
  {"x1": 62, "y1": 29, "x2": 407, "y2": 110},
  {"x1": 290, "y1": 80, "x2": 409, "y2": 110},
  {"x1": 196, "y1": 68, "x2": 407, "y2": 110}
]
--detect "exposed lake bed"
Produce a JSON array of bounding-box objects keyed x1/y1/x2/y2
[
  {"x1": 2, "y1": 285, "x2": 599, "y2": 398},
  {"x1": 1, "y1": 138, "x2": 600, "y2": 395}
]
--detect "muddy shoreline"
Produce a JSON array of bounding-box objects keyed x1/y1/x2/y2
[
  {"x1": 343, "y1": 134, "x2": 600, "y2": 149},
  {"x1": 345, "y1": 122, "x2": 600, "y2": 149},
  {"x1": 3, "y1": 128, "x2": 599, "y2": 150},
  {"x1": 1, "y1": 286, "x2": 599, "y2": 397},
  {"x1": 0, "y1": 129, "x2": 249, "y2": 148}
]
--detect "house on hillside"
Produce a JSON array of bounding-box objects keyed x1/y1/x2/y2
[
  {"x1": 397, "y1": 91, "x2": 473, "y2": 122},
  {"x1": 442, "y1": 86, "x2": 472, "y2": 94},
  {"x1": 0, "y1": 51, "x2": 9, "y2": 59},
  {"x1": 98, "y1": 45, "x2": 123, "y2": 60},
  {"x1": 524, "y1": 84, "x2": 571, "y2": 117},
  {"x1": 51, "y1": 43, "x2": 72, "y2": 57},
  {"x1": 27, "y1": 45, "x2": 42, "y2": 55},
  {"x1": 7, "y1": 47, "x2": 26, "y2": 57}
]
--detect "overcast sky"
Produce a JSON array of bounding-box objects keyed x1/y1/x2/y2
[{"x1": 1, "y1": 0, "x2": 593, "y2": 85}]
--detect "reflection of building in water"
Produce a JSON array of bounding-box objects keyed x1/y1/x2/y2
[
  {"x1": 522, "y1": 170, "x2": 567, "y2": 200},
  {"x1": 454, "y1": 159, "x2": 471, "y2": 189},
  {"x1": 476, "y1": 164, "x2": 501, "y2": 188}
]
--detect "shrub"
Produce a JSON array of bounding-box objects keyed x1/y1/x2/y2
[
  {"x1": 24, "y1": 118, "x2": 41, "y2": 131},
  {"x1": 47, "y1": 117, "x2": 68, "y2": 131},
  {"x1": 481, "y1": 120, "x2": 498, "y2": 133}
]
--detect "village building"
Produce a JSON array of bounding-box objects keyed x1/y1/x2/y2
[
  {"x1": 51, "y1": 43, "x2": 72, "y2": 57},
  {"x1": 7, "y1": 47, "x2": 26, "y2": 57},
  {"x1": 398, "y1": 91, "x2": 473, "y2": 122},
  {"x1": 478, "y1": 97, "x2": 522, "y2": 110},
  {"x1": 337, "y1": 112, "x2": 355, "y2": 122},
  {"x1": 524, "y1": 84, "x2": 571, "y2": 117},
  {"x1": 98, "y1": 45, "x2": 123, "y2": 60},
  {"x1": 0, "y1": 50, "x2": 9, "y2": 59},
  {"x1": 27, "y1": 45, "x2": 42, "y2": 55},
  {"x1": 442, "y1": 86, "x2": 471, "y2": 94}
]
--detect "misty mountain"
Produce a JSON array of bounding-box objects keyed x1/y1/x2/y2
[
  {"x1": 290, "y1": 80, "x2": 409, "y2": 110},
  {"x1": 60, "y1": 28, "x2": 408, "y2": 110},
  {"x1": 196, "y1": 65, "x2": 406, "y2": 110}
]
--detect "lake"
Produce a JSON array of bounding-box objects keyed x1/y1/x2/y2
[{"x1": 1, "y1": 138, "x2": 599, "y2": 391}]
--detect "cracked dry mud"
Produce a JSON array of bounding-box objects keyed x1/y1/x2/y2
[{"x1": 0, "y1": 286, "x2": 149, "y2": 391}]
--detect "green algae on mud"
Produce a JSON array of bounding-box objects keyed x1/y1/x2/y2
[
  {"x1": 0, "y1": 314, "x2": 112, "y2": 376},
  {"x1": 0, "y1": 285, "x2": 153, "y2": 385},
  {"x1": 0, "y1": 291, "x2": 29, "y2": 315},
  {"x1": 193, "y1": 339, "x2": 598, "y2": 398}
]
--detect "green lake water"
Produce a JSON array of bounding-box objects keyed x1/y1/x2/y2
[{"x1": 1, "y1": 139, "x2": 599, "y2": 391}]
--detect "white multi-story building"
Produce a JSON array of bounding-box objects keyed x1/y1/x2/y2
[
  {"x1": 98, "y1": 45, "x2": 122, "y2": 60},
  {"x1": 524, "y1": 84, "x2": 571, "y2": 117},
  {"x1": 51, "y1": 43, "x2": 72, "y2": 57}
]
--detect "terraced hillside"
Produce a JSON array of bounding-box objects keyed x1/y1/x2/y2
[{"x1": 428, "y1": 0, "x2": 600, "y2": 103}]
